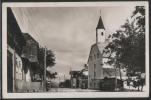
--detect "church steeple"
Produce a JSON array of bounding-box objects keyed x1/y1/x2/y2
[
  {"x1": 96, "y1": 11, "x2": 106, "y2": 43},
  {"x1": 96, "y1": 16, "x2": 105, "y2": 29}
]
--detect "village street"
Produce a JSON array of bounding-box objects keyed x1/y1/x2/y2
[
  {"x1": 48, "y1": 88, "x2": 101, "y2": 92},
  {"x1": 5, "y1": 6, "x2": 147, "y2": 94},
  {"x1": 45, "y1": 83, "x2": 148, "y2": 92},
  {"x1": 46, "y1": 85, "x2": 148, "y2": 92}
]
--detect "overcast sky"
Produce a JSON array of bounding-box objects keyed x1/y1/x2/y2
[{"x1": 12, "y1": 6, "x2": 135, "y2": 80}]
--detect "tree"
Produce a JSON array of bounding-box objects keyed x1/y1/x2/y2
[
  {"x1": 46, "y1": 50, "x2": 56, "y2": 67},
  {"x1": 38, "y1": 47, "x2": 56, "y2": 75},
  {"x1": 46, "y1": 71, "x2": 57, "y2": 79},
  {"x1": 104, "y1": 6, "x2": 145, "y2": 76}
]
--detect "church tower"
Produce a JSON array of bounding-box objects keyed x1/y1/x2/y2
[{"x1": 96, "y1": 12, "x2": 106, "y2": 43}]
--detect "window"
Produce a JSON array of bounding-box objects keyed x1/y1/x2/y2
[
  {"x1": 101, "y1": 32, "x2": 104, "y2": 36},
  {"x1": 94, "y1": 64, "x2": 96, "y2": 79},
  {"x1": 94, "y1": 54, "x2": 96, "y2": 59},
  {"x1": 97, "y1": 53, "x2": 99, "y2": 58}
]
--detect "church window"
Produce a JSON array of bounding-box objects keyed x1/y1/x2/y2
[
  {"x1": 94, "y1": 54, "x2": 96, "y2": 59},
  {"x1": 101, "y1": 32, "x2": 104, "y2": 36},
  {"x1": 97, "y1": 53, "x2": 99, "y2": 58},
  {"x1": 94, "y1": 64, "x2": 96, "y2": 79}
]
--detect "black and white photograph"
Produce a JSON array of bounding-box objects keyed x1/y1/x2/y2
[{"x1": 2, "y1": 2, "x2": 149, "y2": 98}]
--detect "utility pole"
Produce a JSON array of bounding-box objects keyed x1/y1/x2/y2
[
  {"x1": 43, "y1": 47, "x2": 47, "y2": 92},
  {"x1": 114, "y1": 63, "x2": 117, "y2": 91},
  {"x1": 13, "y1": 50, "x2": 16, "y2": 92},
  {"x1": 13, "y1": 36, "x2": 16, "y2": 92},
  {"x1": 70, "y1": 66, "x2": 72, "y2": 88},
  {"x1": 58, "y1": 77, "x2": 60, "y2": 86},
  {"x1": 118, "y1": 62, "x2": 122, "y2": 80}
]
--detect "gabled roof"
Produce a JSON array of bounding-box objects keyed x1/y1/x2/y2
[
  {"x1": 23, "y1": 33, "x2": 39, "y2": 45},
  {"x1": 103, "y1": 68, "x2": 119, "y2": 77},
  {"x1": 97, "y1": 42, "x2": 109, "y2": 54},
  {"x1": 96, "y1": 16, "x2": 105, "y2": 29},
  {"x1": 103, "y1": 68, "x2": 127, "y2": 78},
  {"x1": 7, "y1": 7, "x2": 26, "y2": 55},
  {"x1": 87, "y1": 42, "x2": 109, "y2": 63}
]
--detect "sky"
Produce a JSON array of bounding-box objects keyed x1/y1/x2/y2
[{"x1": 12, "y1": 6, "x2": 135, "y2": 81}]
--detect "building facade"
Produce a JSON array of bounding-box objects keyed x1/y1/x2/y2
[
  {"x1": 22, "y1": 33, "x2": 39, "y2": 63},
  {"x1": 7, "y1": 8, "x2": 42, "y2": 92},
  {"x1": 87, "y1": 14, "x2": 121, "y2": 89},
  {"x1": 78, "y1": 68, "x2": 88, "y2": 89},
  {"x1": 69, "y1": 71, "x2": 80, "y2": 88},
  {"x1": 21, "y1": 33, "x2": 42, "y2": 91},
  {"x1": 7, "y1": 7, "x2": 26, "y2": 92}
]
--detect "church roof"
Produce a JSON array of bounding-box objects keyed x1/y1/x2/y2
[
  {"x1": 87, "y1": 42, "x2": 109, "y2": 63},
  {"x1": 103, "y1": 68, "x2": 117, "y2": 76},
  {"x1": 96, "y1": 42, "x2": 108, "y2": 54},
  {"x1": 103, "y1": 68, "x2": 126, "y2": 78},
  {"x1": 96, "y1": 16, "x2": 105, "y2": 29}
]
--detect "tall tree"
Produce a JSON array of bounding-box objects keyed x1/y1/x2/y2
[{"x1": 104, "y1": 6, "x2": 145, "y2": 76}]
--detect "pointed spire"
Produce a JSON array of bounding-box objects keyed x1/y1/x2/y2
[{"x1": 96, "y1": 10, "x2": 105, "y2": 29}]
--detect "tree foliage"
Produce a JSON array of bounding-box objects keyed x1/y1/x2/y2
[
  {"x1": 46, "y1": 71, "x2": 57, "y2": 79},
  {"x1": 104, "y1": 6, "x2": 145, "y2": 75},
  {"x1": 46, "y1": 50, "x2": 56, "y2": 67},
  {"x1": 38, "y1": 47, "x2": 56, "y2": 74}
]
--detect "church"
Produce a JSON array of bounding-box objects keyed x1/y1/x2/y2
[{"x1": 87, "y1": 13, "x2": 121, "y2": 89}]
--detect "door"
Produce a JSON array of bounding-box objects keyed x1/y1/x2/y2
[{"x1": 7, "y1": 50, "x2": 13, "y2": 92}]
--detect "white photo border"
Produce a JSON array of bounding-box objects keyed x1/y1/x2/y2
[{"x1": 2, "y1": 1, "x2": 149, "y2": 98}]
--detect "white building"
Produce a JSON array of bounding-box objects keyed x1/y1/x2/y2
[{"x1": 87, "y1": 13, "x2": 123, "y2": 89}]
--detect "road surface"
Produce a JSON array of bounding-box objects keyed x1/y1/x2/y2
[{"x1": 48, "y1": 88, "x2": 101, "y2": 92}]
